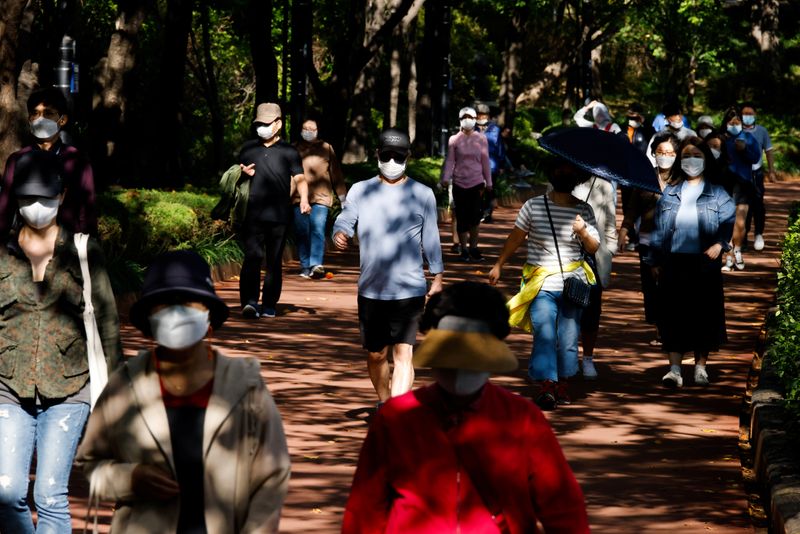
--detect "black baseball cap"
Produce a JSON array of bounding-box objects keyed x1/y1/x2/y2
[
  {"x1": 378, "y1": 128, "x2": 411, "y2": 156},
  {"x1": 13, "y1": 151, "x2": 64, "y2": 198}
]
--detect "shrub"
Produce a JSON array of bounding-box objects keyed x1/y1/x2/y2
[
  {"x1": 143, "y1": 201, "x2": 199, "y2": 250},
  {"x1": 770, "y1": 200, "x2": 800, "y2": 422}
]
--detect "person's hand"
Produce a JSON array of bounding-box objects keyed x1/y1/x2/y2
[
  {"x1": 572, "y1": 214, "x2": 587, "y2": 235},
  {"x1": 240, "y1": 163, "x2": 256, "y2": 176},
  {"x1": 704, "y1": 243, "x2": 723, "y2": 260},
  {"x1": 651, "y1": 266, "x2": 661, "y2": 283},
  {"x1": 488, "y1": 264, "x2": 502, "y2": 285},
  {"x1": 299, "y1": 200, "x2": 311, "y2": 214},
  {"x1": 333, "y1": 231, "x2": 349, "y2": 250},
  {"x1": 768, "y1": 170, "x2": 777, "y2": 183},
  {"x1": 734, "y1": 138, "x2": 746, "y2": 151},
  {"x1": 426, "y1": 275, "x2": 443, "y2": 299},
  {"x1": 131, "y1": 464, "x2": 179, "y2": 500},
  {"x1": 617, "y1": 228, "x2": 629, "y2": 253}
]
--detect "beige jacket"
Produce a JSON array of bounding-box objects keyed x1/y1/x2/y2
[{"x1": 76, "y1": 350, "x2": 290, "y2": 533}]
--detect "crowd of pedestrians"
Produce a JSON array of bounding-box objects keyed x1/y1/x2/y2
[{"x1": 0, "y1": 88, "x2": 777, "y2": 532}]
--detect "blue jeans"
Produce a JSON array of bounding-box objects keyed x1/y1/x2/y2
[
  {"x1": 294, "y1": 204, "x2": 329, "y2": 269},
  {"x1": 528, "y1": 290, "x2": 583, "y2": 382},
  {"x1": 0, "y1": 401, "x2": 90, "y2": 534}
]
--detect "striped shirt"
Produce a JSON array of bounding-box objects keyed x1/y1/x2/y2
[{"x1": 515, "y1": 194, "x2": 600, "y2": 291}]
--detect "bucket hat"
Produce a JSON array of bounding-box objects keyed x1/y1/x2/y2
[
  {"x1": 13, "y1": 151, "x2": 64, "y2": 198},
  {"x1": 129, "y1": 250, "x2": 229, "y2": 336}
]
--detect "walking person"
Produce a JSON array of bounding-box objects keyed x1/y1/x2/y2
[
  {"x1": 292, "y1": 118, "x2": 347, "y2": 279},
  {"x1": 646, "y1": 102, "x2": 697, "y2": 166},
  {"x1": 76, "y1": 251, "x2": 291, "y2": 533},
  {"x1": 333, "y1": 128, "x2": 443, "y2": 403},
  {"x1": 573, "y1": 99, "x2": 622, "y2": 134},
  {"x1": 475, "y1": 103, "x2": 507, "y2": 223},
  {"x1": 647, "y1": 137, "x2": 735, "y2": 388},
  {"x1": 440, "y1": 106, "x2": 492, "y2": 262},
  {"x1": 489, "y1": 159, "x2": 599, "y2": 409},
  {"x1": 0, "y1": 87, "x2": 97, "y2": 238},
  {"x1": 740, "y1": 102, "x2": 775, "y2": 252},
  {"x1": 342, "y1": 281, "x2": 590, "y2": 533},
  {"x1": 618, "y1": 132, "x2": 679, "y2": 346},
  {"x1": 720, "y1": 106, "x2": 760, "y2": 271},
  {"x1": 0, "y1": 150, "x2": 122, "y2": 534},
  {"x1": 237, "y1": 103, "x2": 311, "y2": 318}
]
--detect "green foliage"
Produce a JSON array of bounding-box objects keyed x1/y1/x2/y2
[
  {"x1": 96, "y1": 189, "x2": 242, "y2": 294},
  {"x1": 769, "y1": 202, "x2": 800, "y2": 421}
]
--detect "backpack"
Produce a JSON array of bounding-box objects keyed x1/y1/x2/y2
[{"x1": 211, "y1": 164, "x2": 250, "y2": 230}]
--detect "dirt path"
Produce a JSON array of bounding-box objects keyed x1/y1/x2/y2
[{"x1": 69, "y1": 179, "x2": 799, "y2": 532}]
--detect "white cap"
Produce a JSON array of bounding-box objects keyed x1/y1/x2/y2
[{"x1": 459, "y1": 107, "x2": 476, "y2": 119}]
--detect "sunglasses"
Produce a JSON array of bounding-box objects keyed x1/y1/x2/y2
[{"x1": 378, "y1": 150, "x2": 408, "y2": 163}]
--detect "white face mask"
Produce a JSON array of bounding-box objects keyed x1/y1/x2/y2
[
  {"x1": 699, "y1": 128, "x2": 712, "y2": 138},
  {"x1": 681, "y1": 156, "x2": 705, "y2": 177},
  {"x1": 300, "y1": 129, "x2": 317, "y2": 141},
  {"x1": 378, "y1": 159, "x2": 407, "y2": 181},
  {"x1": 460, "y1": 118, "x2": 476, "y2": 131},
  {"x1": 433, "y1": 369, "x2": 490, "y2": 396},
  {"x1": 476, "y1": 118, "x2": 488, "y2": 126},
  {"x1": 30, "y1": 117, "x2": 61, "y2": 140},
  {"x1": 256, "y1": 122, "x2": 279, "y2": 140},
  {"x1": 710, "y1": 148, "x2": 722, "y2": 160},
  {"x1": 628, "y1": 119, "x2": 641, "y2": 128},
  {"x1": 149, "y1": 305, "x2": 210, "y2": 350},
  {"x1": 655, "y1": 155, "x2": 676, "y2": 169},
  {"x1": 727, "y1": 124, "x2": 742, "y2": 136},
  {"x1": 668, "y1": 120, "x2": 683, "y2": 130},
  {"x1": 18, "y1": 197, "x2": 60, "y2": 228},
  {"x1": 742, "y1": 115, "x2": 755, "y2": 126}
]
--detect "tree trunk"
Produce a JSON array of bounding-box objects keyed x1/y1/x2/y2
[
  {"x1": 89, "y1": 0, "x2": 149, "y2": 185},
  {"x1": 686, "y1": 52, "x2": 697, "y2": 113},
  {"x1": 498, "y1": 5, "x2": 528, "y2": 130},
  {"x1": 0, "y1": 0, "x2": 30, "y2": 168},
  {"x1": 590, "y1": 42, "x2": 603, "y2": 100},
  {"x1": 516, "y1": 61, "x2": 570, "y2": 108},
  {"x1": 192, "y1": 3, "x2": 224, "y2": 172},
  {"x1": 750, "y1": 0, "x2": 780, "y2": 101},
  {"x1": 248, "y1": 0, "x2": 278, "y2": 108}
]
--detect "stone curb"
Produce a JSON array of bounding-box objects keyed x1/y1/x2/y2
[{"x1": 745, "y1": 317, "x2": 800, "y2": 533}]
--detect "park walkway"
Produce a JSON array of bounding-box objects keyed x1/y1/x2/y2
[{"x1": 68, "y1": 178, "x2": 800, "y2": 532}]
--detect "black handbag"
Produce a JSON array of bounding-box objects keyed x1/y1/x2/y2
[{"x1": 543, "y1": 195, "x2": 592, "y2": 308}]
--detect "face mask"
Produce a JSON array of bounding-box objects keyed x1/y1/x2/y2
[
  {"x1": 668, "y1": 120, "x2": 683, "y2": 130},
  {"x1": 742, "y1": 115, "x2": 755, "y2": 126},
  {"x1": 681, "y1": 156, "x2": 705, "y2": 177},
  {"x1": 256, "y1": 122, "x2": 278, "y2": 140},
  {"x1": 300, "y1": 129, "x2": 317, "y2": 141},
  {"x1": 628, "y1": 119, "x2": 641, "y2": 128},
  {"x1": 460, "y1": 118, "x2": 476, "y2": 130},
  {"x1": 655, "y1": 155, "x2": 676, "y2": 169},
  {"x1": 30, "y1": 117, "x2": 61, "y2": 140},
  {"x1": 18, "y1": 197, "x2": 60, "y2": 228},
  {"x1": 149, "y1": 305, "x2": 210, "y2": 350},
  {"x1": 434, "y1": 369, "x2": 490, "y2": 396},
  {"x1": 699, "y1": 128, "x2": 712, "y2": 138},
  {"x1": 710, "y1": 148, "x2": 722, "y2": 160},
  {"x1": 378, "y1": 159, "x2": 407, "y2": 181},
  {"x1": 476, "y1": 118, "x2": 488, "y2": 126},
  {"x1": 727, "y1": 124, "x2": 742, "y2": 136}
]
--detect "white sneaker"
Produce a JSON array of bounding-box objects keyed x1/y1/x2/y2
[
  {"x1": 694, "y1": 366, "x2": 709, "y2": 386},
  {"x1": 721, "y1": 254, "x2": 733, "y2": 272},
  {"x1": 582, "y1": 358, "x2": 598, "y2": 380},
  {"x1": 662, "y1": 369, "x2": 683, "y2": 388},
  {"x1": 734, "y1": 249, "x2": 745, "y2": 270},
  {"x1": 754, "y1": 234, "x2": 765, "y2": 251}
]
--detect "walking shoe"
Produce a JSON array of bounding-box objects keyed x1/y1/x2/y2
[
  {"x1": 468, "y1": 247, "x2": 484, "y2": 262},
  {"x1": 581, "y1": 358, "x2": 598, "y2": 380},
  {"x1": 694, "y1": 366, "x2": 710, "y2": 386},
  {"x1": 662, "y1": 369, "x2": 683, "y2": 388},
  {"x1": 242, "y1": 304, "x2": 260, "y2": 319},
  {"x1": 459, "y1": 248, "x2": 472, "y2": 263},
  {"x1": 310, "y1": 265, "x2": 326, "y2": 279},
  {"x1": 299, "y1": 268, "x2": 312, "y2": 278},
  {"x1": 534, "y1": 380, "x2": 557, "y2": 410},
  {"x1": 556, "y1": 381, "x2": 571, "y2": 405},
  {"x1": 733, "y1": 249, "x2": 745, "y2": 270},
  {"x1": 261, "y1": 307, "x2": 277, "y2": 318},
  {"x1": 721, "y1": 254, "x2": 733, "y2": 272},
  {"x1": 754, "y1": 234, "x2": 765, "y2": 251},
  {"x1": 450, "y1": 243, "x2": 461, "y2": 254}
]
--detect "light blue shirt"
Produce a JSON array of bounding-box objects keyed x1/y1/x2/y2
[
  {"x1": 671, "y1": 180, "x2": 704, "y2": 254},
  {"x1": 333, "y1": 176, "x2": 444, "y2": 300}
]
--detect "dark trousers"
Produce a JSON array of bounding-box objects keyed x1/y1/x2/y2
[
  {"x1": 745, "y1": 168, "x2": 766, "y2": 237},
  {"x1": 239, "y1": 221, "x2": 289, "y2": 309}
]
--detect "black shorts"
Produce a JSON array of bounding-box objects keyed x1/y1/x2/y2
[
  {"x1": 358, "y1": 295, "x2": 425, "y2": 352},
  {"x1": 732, "y1": 181, "x2": 757, "y2": 206},
  {"x1": 453, "y1": 183, "x2": 485, "y2": 234}
]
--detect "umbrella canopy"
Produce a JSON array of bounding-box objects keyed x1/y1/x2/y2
[{"x1": 538, "y1": 127, "x2": 660, "y2": 194}]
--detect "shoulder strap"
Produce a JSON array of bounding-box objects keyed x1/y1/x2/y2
[
  {"x1": 74, "y1": 233, "x2": 94, "y2": 312},
  {"x1": 543, "y1": 194, "x2": 566, "y2": 281}
]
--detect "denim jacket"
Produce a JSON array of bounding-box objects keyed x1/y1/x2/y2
[{"x1": 646, "y1": 180, "x2": 735, "y2": 266}]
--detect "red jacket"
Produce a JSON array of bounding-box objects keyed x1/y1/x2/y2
[
  {"x1": 0, "y1": 142, "x2": 97, "y2": 236},
  {"x1": 342, "y1": 382, "x2": 590, "y2": 534}
]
